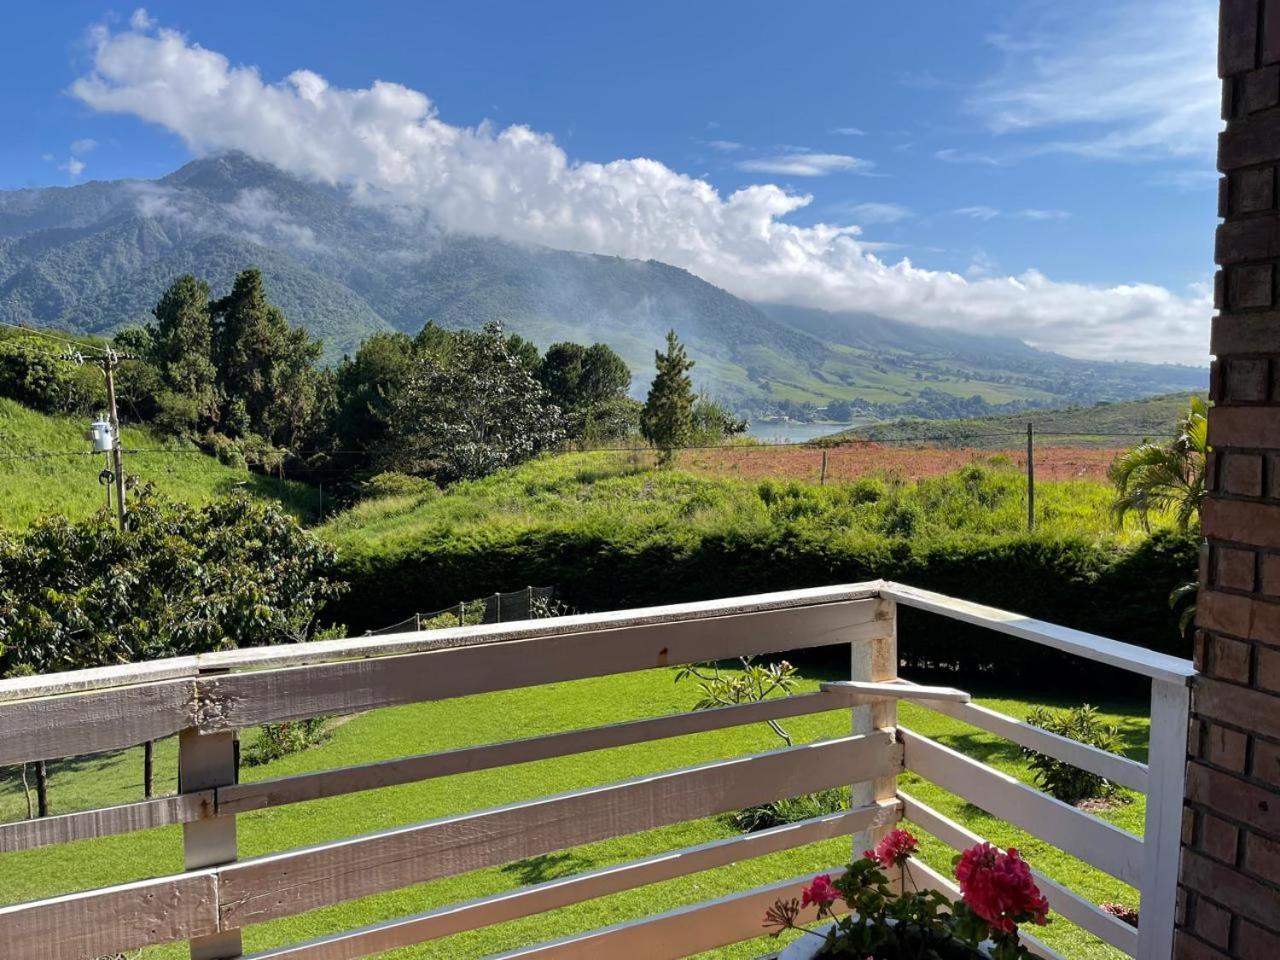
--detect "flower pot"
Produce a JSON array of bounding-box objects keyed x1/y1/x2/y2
[{"x1": 778, "y1": 920, "x2": 991, "y2": 960}]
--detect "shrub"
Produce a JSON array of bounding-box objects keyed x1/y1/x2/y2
[
  {"x1": 732, "y1": 788, "x2": 846, "y2": 832},
  {"x1": 1023, "y1": 704, "x2": 1125, "y2": 804},
  {"x1": 242, "y1": 717, "x2": 332, "y2": 766},
  {"x1": 360, "y1": 472, "x2": 440, "y2": 502}
]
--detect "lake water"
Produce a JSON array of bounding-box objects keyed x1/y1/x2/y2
[{"x1": 744, "y1": 421, "x2": 847, "y2": 443}]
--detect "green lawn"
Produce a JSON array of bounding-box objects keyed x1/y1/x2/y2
[{"x1": 0, "y1": 666, "x2": 1146, "y2": 960}]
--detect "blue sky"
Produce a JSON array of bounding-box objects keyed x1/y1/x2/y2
[{"x1": 0, "y1": 2, "x2": 1220, "y2": 363}]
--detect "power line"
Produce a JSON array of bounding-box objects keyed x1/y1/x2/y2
[{"x1": 0, "y1": 320, "x2": 108, "y2": 355}]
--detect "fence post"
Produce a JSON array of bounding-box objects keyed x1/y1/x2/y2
[
  {"x1": 1136, "y1": 678, "x2": 1190, "y2": 960},
  {"x1": 456, "y1": 602, "x2": 465, "y2": 626},
  {"x1": 851, "y1": 596, "x2": 898, "y2": 873},
  {"x1": 1026, "y1": 423, "x2": 1035, "y2": 532},
  {"x1": 180, "y1": 671, "x2": 240, "y2": 960},
  {"x1": 820, "y1": 448, "x2": 828, "y2": 485}
]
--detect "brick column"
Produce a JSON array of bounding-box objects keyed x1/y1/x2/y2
[{"x1": 1175, "y1": 3, "x2": 1280, "y2": 957}]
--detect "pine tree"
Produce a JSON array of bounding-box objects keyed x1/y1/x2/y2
[
  {"x1": 641, "y1": 330, "x2": 695, "y2": 464},
  {"x1": 149, "y1": 275, "x2": 219, "y2": 428}
]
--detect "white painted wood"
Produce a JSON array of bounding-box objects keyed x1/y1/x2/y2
[
  {"x1": 821, "y1": 679, "x2": 970, "y2": 703},
  {"x1": 0, "y1": 871, "x2": 219, "y2": 960},
  {"x1": 899, "y1": 681, "x2": 1148, "y2": 794},
  {"x1": 0, "y1": 657, "x2": 199, "y2": 703},
  {"x1": 851, "y1": 599, "x2": 899, "y2": 862},
  {"x1": 0, "y1": 791, "x2": 214, "y2": 854},
  {"x1": 880, "y1": 583, "x2": 1196, "y2": 685},
  {"x1": 199, "y1": 601, "x2": 890, "y2": 730},
  {"x1": 899, "y1": 727, "x2": 1144, "y2": 886},
  {"x1": 903, "y1": 857, "x2": 1067, "y2": 960},
  {"x1": 217, "y1": 732, "x2": 902, "y2": 928},
  {"x1": 486, "y1": 867, "x2": 850, "y2": 960},
  {"x1": 900, "y1": 791, "x2": 1138, "y2": 955},
  {"x1": 1136, "y1": 679, "x2": 1190, "y2": 960},
  {"x1": 218, "y1": 685, "x2": 884, "y2": 815},
  {"x1": 180, "y1": 728, "x2": 240, "y2": 960},
  {"x1": 238, "y1": 800, "x2": 901, "y2": 960},
  {"x1": 200, "y1": 582, "x2": 886, "y2": 672},
  {"x1": 0, "y1": 677, "x2": 194, "y2": 766}
]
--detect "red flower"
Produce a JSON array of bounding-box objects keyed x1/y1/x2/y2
[
  {"x1": 867, "y1": 828, "x2": 919, "y2": 869},
  {"x1": 955, "y1": 843, "x2": 1050, "y2": 934},
  {"x1": 801, "y1": 874, "x2": 839, "y2": 909}
]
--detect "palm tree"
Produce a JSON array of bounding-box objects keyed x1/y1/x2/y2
[{"x1": 1108, "y1": 396, "x2": 1208, "y2": 532}]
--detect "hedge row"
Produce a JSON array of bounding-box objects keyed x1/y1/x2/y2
[{"x1": 327, "y1": 528, "x2": 1198, "y2": 687}]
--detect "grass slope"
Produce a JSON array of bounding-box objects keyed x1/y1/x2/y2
[
  {"x1": 0, "y1": 397, "x2": 318, "y2": 530},
  {"x1": 833, "y1": 393, "x2": 1199, "y2": 447},
  {"x1": 0, "y1": 667, "x2": 1145, "y2": 960}
]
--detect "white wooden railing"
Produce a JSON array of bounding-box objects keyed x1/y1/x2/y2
[{"x1": 0, "y1": 581, "x2": 1194, "y2": 960}]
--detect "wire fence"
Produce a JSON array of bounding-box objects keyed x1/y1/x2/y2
[{"x1": 363, "y1": 585, "x2": 560, "y2": 635}]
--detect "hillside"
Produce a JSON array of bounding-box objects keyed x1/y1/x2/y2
[
  {"x1": 830, "y1": 392, "x2": 1199, "y2": 447},
  {"x1": 0, "y1": 397, "x2": 318, "y2": 530},
  {"x1": 0, "y1": 153, "x2": 1205, "y2": 414}
]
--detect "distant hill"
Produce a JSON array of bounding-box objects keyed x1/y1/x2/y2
[
  {"x1": 0, "y1": 397, "x2": 317, "y2": 531},
  {"x1": 829, "y1": 393, "x2": 1200, "y2": 447},
  {"x1": 0, "y1": 153, "x2": 1206, "y2": 415}
]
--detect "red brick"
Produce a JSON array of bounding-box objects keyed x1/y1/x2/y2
[
  {"x1": 1266, "y1": 0, "x2": 1280, "y2": 65},
  {"x1": 1191, "y1": 715, "x2": 1205, "y2": 757},
  {"x1": 1262, "y1": 554, "x2": 1280, "y2": 598},
  {"x1": 1231, "y1": 263, "x2": 1275, "y2": 308},
  {"x1": 1227, "y1": 358, "x2": 1272, "y2": 402},
  {"x1": 1238, "y1": 166, "x2": 1276, "y2": 214},
  {"x1": 1246, "y1": 64, "x2": 1280, "y2": 112},
  {"x1": 1221, "y1": 453, "x2": 1266, "y2": 497},
  {"x1": 1245, "y1": 830, "x2": 1280, "y2": 881},
  {"x1": 1203, "y1": 500, "x2": 1280, "y2": 550},
  {"x1": 1177, "y1": 883, "x2": 1189, "y2": 926},
  {"x1": 1271, "y1": 452, "x2": 1280, "y2": 498},
  {"x1": 1211, "y1": 406, "x2": 1280, "y2": 450},
  {"x1": 1215, "y1": 269, "x2": 1226, "y2": 309},
  {"x1": 1182, "y1": 848, "x2": 1280, "y2": 931},
  {"x1": 1253, "y1": 737, "x2": 1280, "y2": 787},
  {"x1": 1194, "y1": 895, "x2": 1234, "y2": 948},
  {"x1": 1238, "y1": 918, "x2": 1280, "y2": 957},
  {"x1": 1202, "y1": 810, "x2": 1243, "y2": 863},
  {"x1": 1259, "y1": 645, "x2": 1280, "y2": 692},
  {"x1": 1175, "y1": 928, "x2": 1231, "y2": 960},
  {"x1": 1217, "y1": 546, "x2": 1259, "y2": 591},
  {"x1": 1212, "y1": 312, "x2": 1280, "y2": 355},
  {"x1": 1198, "y1": 590, "x2": 1280, "y2": 639},
  {"x1": 1212, "y1": 635, "x2": 1254, "y2": 684},
  {"x1": 1187, "y1": 759, "x2": 1280, "y2": 836},
  {"x1": 1223, "y1": 0, "x2": 1261, "y2": 76},
  {"x1": 1208, "y1": 723, "x2": 1250, "y2": 773},
  {"x1": 1218, "y1": 217, "x2": 1280, "y2": 262},
  {"x1": 1197, "y1": 676, "x2": 1280, "y2": 739}
]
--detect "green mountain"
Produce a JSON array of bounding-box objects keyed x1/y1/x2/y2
[{"x1": 0, "y1": 153, "x2": 1205, "y2": 415}]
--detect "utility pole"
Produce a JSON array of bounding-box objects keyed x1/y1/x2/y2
[
  {"x1": 102, "y1": 349, "x2": 127, "y2": 529},
  {"x1": 1026, "y1": 423, "x2": 1035, "y2": 533}
]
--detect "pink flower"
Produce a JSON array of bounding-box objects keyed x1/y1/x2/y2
[
  {"x1": 867, "y1": 828, "x2": 919, "y2": 869},
  {"x1": 801, "y1": 874, "x2": 839, "y2": 909},
  {"x1": 955, "y1": 843, "x2": 1050, "y2": 934}
]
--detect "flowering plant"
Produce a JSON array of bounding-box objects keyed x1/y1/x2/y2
[{"x1": 763, "y1": 830, "x2": 1049, "y2": 959}]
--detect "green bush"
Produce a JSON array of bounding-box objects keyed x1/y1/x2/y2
[
  {"x1": 731, "y1": 788, "x2": 846, "y2": 832},
  {"x1": 1022, "y1": 705, "x2": 1125, "y2": 804},
  {"x1": 360, "y1": 472, "x2": 440, "y2": 502},
  {"x1": 242, "y1": 717, "x2": 332, "y2": 766}
]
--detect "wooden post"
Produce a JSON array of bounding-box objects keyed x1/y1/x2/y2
[
  {"x1": 820, "y1": 448, "x2": 828, "y2": 485},
  {"x1": 1026, "y1": 423, "x2": 1035, "y2": 532},
  {"x1": 179, "y1": 723, "x2": 240, "y2": 960},
  {"x1": 144, "y1": 740, "x2": 154, "y2": 799},
  {"x1": 1137, "y1": 678, "x2": 1189, "y2": 960},
  {"x1": 35, "y1": 760, "x2": 48, "y2": 818},
  {"x1": 851, "y1": 598, "x2": 898, "y2": 867}
]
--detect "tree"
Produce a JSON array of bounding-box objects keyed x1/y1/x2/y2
[
  {"x1": 376, "y1": 323, "x2": 564, "y2": 482},
  {"x1": 641, "y1": 330, "x2": 695, "y2": 463},
  {"x1": 148, "y1": 276, "x2": 219, "y2": 429},
  {"x1": 1109, "y1": 396, "x2": 1208, "y2": 531},
  {"x1": 539, "y1": 341, "x2": 633, "y2": 440}
]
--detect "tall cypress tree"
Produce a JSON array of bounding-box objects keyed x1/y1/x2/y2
[
  {"x1": 641, "y1": 330, "x2": 695, "y2": 464},
  {"x1": 150, "y1": 275, "x2": 219, "y2": 426}
]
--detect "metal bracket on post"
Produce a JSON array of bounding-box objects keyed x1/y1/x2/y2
[{"x1": 180, "y1": 686, "x2": 241, "y2": 960}]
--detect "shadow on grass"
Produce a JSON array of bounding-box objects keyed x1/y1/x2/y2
[{"x1": 501, "y1": 851, "x2": 594, "y2": 885}]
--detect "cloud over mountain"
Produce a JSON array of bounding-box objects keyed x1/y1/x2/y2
[{"x1": 69, "y1": 13, "x2": 1209, "y2": 364}]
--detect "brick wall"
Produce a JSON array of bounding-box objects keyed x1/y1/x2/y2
[{"x1": 1176, "y1": 2, "x2": 1280, "y2": 956}]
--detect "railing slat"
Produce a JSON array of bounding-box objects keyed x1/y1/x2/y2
[
  {"x1": 199, "y1": 600, "x2": 890, "y2": 730},
  {"x1": 217, "y1": 731, "x2": 903, "y2": 928},
  {"x1": 0, "y1": 791, "x2": 213, "y2": 854},
  {"x1": 487, "y1": 868, "x2": 849, "y2": 960},
  {"x1": 900, "y1": 791, "x2": 1138, "y2": 956},
  {"x1": 881, "y1": 582, "x2": 1196, "y2": 685},
  {"x1": 0, "y1": 871, "x2": 219, "y2": 960},
  {"x1": 219, "y1": 685, "x2": 884, "y2": 815},
  {"x1": 239, "y1": 800, "x2": 901, "y2": 960},
  {"x1": 900, "y1": 683, "x2": 1149, "y2": 794},
  {"x1": 899, "y1": 727, "x2": 1144, "y2": 886}
]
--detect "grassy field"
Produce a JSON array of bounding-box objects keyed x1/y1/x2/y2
[
  {"x1": 0, "y1": 666, "x2": 1146, "y2": 960},
  {"x1": 0, "y1": 397, "x2": 318, "y2": 530}
]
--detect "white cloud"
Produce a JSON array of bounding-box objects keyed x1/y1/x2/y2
[
  {"x1": 69, "y1": 16, "x2": 1212, "y2": 365},
  {"x1": 129, "y1": 8, "x2": 156, "y2": 31},
  {"x1": 737, "y1": 152, "x2": 873, "y2": 177},
  {"x1": 969, "y1": 1, "x2": 1219, "y2": 161},
  {"x1": 967, "y1": 251, "x2": 998, "y2": 278},
  {"x1": 70, "y1": 138, "x2": 98, "y2": 156},
  {"x1": 59, "y1": 157, "x2": 86, "y2": 177},
  {"x1": 953, "y1": 206, "x2": 1001, "y2": 220},
  {"x1": 1016, "y1": 209, "x2": 1071, "y2": 221},
  {"x1": 838, "y1": 202, "x2": 913, "y2": 224},
  {"x1": 704, "y1": 139, "x2": 743, "y2": 152},
  {"x1": 830, "y1": 127, "x2": 866, "y2": 136},
  {"x1": 936, "y1": 148, "x2": 1002, "y2": 167}
]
